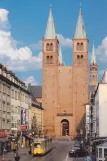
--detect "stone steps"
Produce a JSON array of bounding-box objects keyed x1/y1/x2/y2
[{"x1": 56, "y1": 136, "x2": 71, "y2": 141}]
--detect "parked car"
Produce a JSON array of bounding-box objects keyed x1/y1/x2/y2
[{"x1": 69, "y1": 145, "x2": 86, "y2": 157}]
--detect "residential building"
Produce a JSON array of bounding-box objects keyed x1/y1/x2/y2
[
  {"x1": 0, "y1": 64, "x2": 31, "y2": 134},
  {"x1": 88, "y1": 41, "x2": 98, "y2": 139},
  {"x1": 89, "y1": 71, "x2": 107, "y2": 138},
  {"x1": 28, "y1": 97, "x2": 43, "y2": 133},
  {"x1": 0, "y1": 65, "x2": 11, "y2": 134},
  {"x1": 85, "y1": 104, "x2": 90, "y2": 139}
]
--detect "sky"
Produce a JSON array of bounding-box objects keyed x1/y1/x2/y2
[{"x1": 0, "y1": 0, "x2": 107, "y2": 85}]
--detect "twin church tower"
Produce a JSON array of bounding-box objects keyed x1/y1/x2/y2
[{"x1": 42, "y1": 6, "x2": 98, "y2": 137}]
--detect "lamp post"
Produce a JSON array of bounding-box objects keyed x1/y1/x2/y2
[{"x1": 80, "y1": 129, "x2": 83, "y2": 149}]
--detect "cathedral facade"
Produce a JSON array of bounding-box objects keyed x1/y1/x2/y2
[{"x1": 42, "y1": 6, "x2": 98, "y2": 137}]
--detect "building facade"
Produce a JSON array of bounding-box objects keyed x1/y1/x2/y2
[
  {"x1": 89, "y1": 71, "x2": 107, "y2": 138},
  {"x1": 28, "y1": 98, "x2": 43, "y2": 133},
  {"x1": 42, "y1": 7, "x2": 89, "y2": 137},
  {"x1": 85, "y1": 104, "x2": 90, "y2": 139},
  {"x1": 0, "y1": 64, "x2": 31, "y2": 134},
  {"x1": 0, "y1": 65, "x2": 11, "y2": 134}
]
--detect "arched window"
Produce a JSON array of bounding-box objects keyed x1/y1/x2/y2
[
  {"x1": 50, "y1": 56, "x2": 53, "y2": 63},
  {"x1": 81, "y1": 43, "x2": 84, "y2": 51},
  {"x1": 77, "y1": 55, "x2": 80, "y2": 60},
  {"x1": 92, "y1": 75, "x2": 95, "y2": 80},
  {"x1": 77, "y1": 43, "x2": 80, "y2": 51},
  {"x1": 47, "y1": 56, "x2": 50, "y2": 63},
  {"x1": 46, "y1": 43, "x2": 49, "y2": 51},
  {"x1": 81, "y1": 55, "x2": 83, "y2": 59},
  {"x1": 50, "y1": 43, "x2": 53, "y2": 51}
]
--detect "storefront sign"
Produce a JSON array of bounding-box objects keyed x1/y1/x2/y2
[
  {"x1": 21, "y1": 125, "x2": 26, "y2": 131},
  {"x1": 0, "y1": 130, "x2": 7, "y2": 138},
  {"x1": 21, "y1": 109, "x2": 26, "y2": 125}
]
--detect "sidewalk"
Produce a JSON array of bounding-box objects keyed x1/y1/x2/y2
[{"x1": 0, "y1": 147, "x2": 33, "y2": 161}]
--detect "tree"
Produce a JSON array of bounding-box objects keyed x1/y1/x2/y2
[{"x1": 31, "y1": 115, "x2": 38, "y2": 136}]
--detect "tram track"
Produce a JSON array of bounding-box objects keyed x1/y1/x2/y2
[{"x1": 30, "y1": 143, "x2": 60, "y2": 161}]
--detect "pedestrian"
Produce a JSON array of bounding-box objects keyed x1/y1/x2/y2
[
  {"x1": 85, "y1": 152, "x2": 92, "y2": 161},
  {"x1": 14, "y1": 152, "x2": 20, "y2": 161},
  {"x1": 91, "y1": 152, "x2": 96, "y2": 161}
]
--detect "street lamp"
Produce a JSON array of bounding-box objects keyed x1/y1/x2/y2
[{"x1": 80, "y1": 129, "x2": 83, "y2": 149}]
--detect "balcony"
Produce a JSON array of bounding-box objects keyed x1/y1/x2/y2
[{"x1": 57, "y1": 113, "x2": 73, "y2": 116}]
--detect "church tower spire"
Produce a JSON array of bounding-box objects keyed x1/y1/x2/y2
[
  {"x1": 42, "y1": 6, "x2": 59, "y2": 136},
  {"x1": 74, "y1": 6, "x2": 86, "y2": 39},
  {"x1": 59, "y1": 46, "x2": 63, "y2": 65},
  {"x1": 90, "y1": 41, "x2": 98, "y2": 86},
  {"x1": 91, "y1": 41, "x2": 97, "y2": 64},
  {"x1": 44, "y1": 5, "x2": 56, "y2": 39},
  {"x1": 72, "y1": 6, "x2": 88, "y2": 134}
]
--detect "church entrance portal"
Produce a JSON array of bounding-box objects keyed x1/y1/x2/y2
[{"x1": 61, "y1": 119, "x2": 69, "y2": 136}]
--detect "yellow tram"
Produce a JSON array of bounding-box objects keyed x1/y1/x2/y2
[{"x1": 31, "y1": 137, "x2": 52, "y2": 156}]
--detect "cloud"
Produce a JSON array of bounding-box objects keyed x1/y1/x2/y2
[
  {"x1": 57, "y1": 34, "x2": 72, "y2": 48},
  {"x1": 0, "y1": 9, "x2": 10, "y2": 30},
  {"x1": 0, "y1": 9, "x2": 42, "y2": 71},
  {"x1": 29, "y1": 40, "x2": 42, "y2": 50},
  {"x1": 29, "y1": 34, "x2": 72, "y2": 50},
  {"x1": 96, "y1": 37, "x2": 107, "y2": 62},
  {"x1": 99, "y1": 70, "x2": 105, "y2": 75},
  {"x1": 24, "y1": 76, "x2": 38, "y2": 85}
]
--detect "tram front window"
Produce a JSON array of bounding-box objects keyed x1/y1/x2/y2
[{"x1": 34, "y1": 143, "x2": 41, "y2": 148}]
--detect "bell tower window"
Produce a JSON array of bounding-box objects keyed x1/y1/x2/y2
[
  {"x1": 50, "y1": 56, "x2": 53, "y2": 63},
  {"x1": 47, "y1": 56, "x2": 50, "y2": 63},
  {"x1": 77, "y1": 43, "x2": 80, "y2": 51},
  {"x1": 81, "y1": 55, "x2": 83, "y2": 59},
  {"x1": 46, "y1": 43, "x2": 50, "y2": 51},
  {"x1": 50, "y1": 43, "x2": 53, "y2": 51},
  {"x1": 77, "y1": 42, "x2": 84, "y2": 51},
  {"x1": 77, "y1": 55, "x2": 80, "y2": 60},
  {"x1": 81, "y1": 43, "x2": 83, "y2": 51}
]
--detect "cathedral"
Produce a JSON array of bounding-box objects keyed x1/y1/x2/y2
[{"x1": 42, "y1": 6, "x2": 98, "y2": 137}]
